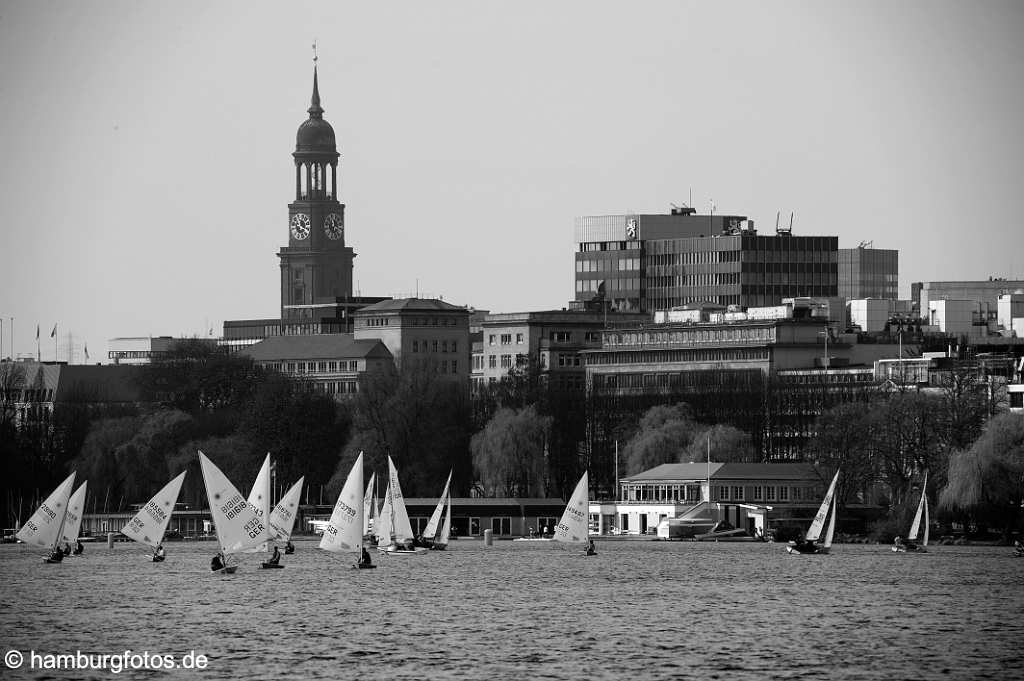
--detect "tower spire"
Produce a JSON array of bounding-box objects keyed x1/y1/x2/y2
[{"x1": 309, "y1": 42, "x2": 323, "y2": 118}]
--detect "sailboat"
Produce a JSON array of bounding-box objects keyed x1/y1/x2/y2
[
  {"x1": 17, "y1": 472, "x2": 77, "y2": 564},
  {"x1": 894, "y1": 472, "x2": 929, "y2": 553},
  {"x1": 374, "y1": 456, "x2": 426, "y2": 554},
  {"x1": 554, "y1": 471, "x2": 593, "y2": 554},
  {"x1": 198, "y1": 451, "x2": 269, "y2": 573},
  {"x1": 120, "y1": 472, "x2": 187, "y2": 562},
  {"x1": 268, "y1": 476, "x2": 304, "y2": 554},
  {"x1": 61, "y1": 482, "x2": 88, "y2": 556},
  {"x1": 432, "y1": 494, "x2": 452, "y2": 551},
  {"x1": 246, "y1": 454, "x2": 274, "y2": 554},
  {"x1": 422, "y1": 469, "x2": 452, "y2": 549},
  {"x1": 319, "y1": 452, "x2": 374, "y2": 568},
  {"x1": 362, "y1": 471, "x2": 378, "y2": 544},
  {"x1": 788, "y1": 470, "x2": 839, "y2": 555}
]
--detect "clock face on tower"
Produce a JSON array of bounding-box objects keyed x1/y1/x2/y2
[
  {"x1": 323, "y1": 213, "x2": 344, "y2": 240},
  {"x1": 290, "y1": 213, "x2": 311, "y2": 240}
]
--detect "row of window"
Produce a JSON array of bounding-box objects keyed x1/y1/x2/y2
[
  {"x1": 262, "y1": 360, "x2": 360, "y2": 373},
  {"x1": 576, "y1": 278, "x2": 641, "y2": 293},
  {"x1": 575, "y1": 258, "x2": 641, "y2": 273},
  {"x1": 578, "y1": 241, "x2": 642, "y2": 252},
  {"x1": 621, "y1": 484, "x2": 819, "y2": 503},
  {"x1": 4, "y1": 389, "x2": 55, "y2": 402},
  {"x1": 321, "y1": 381, "x2": 359, "y2": 395},
  {"x1": 488, "y1": 333, "x2": 524, "y2": 346},
  {"x1": 487, "y1": 354, "x2": 527, "y2": 369},
  {"x1": 412, "y1": 339, "x2": 459, "y2": 353},
  {"x1": 605, "y1": 326, "x2": 777, "y2": 348}
]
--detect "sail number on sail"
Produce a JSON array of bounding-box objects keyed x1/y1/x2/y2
[
  {"x1": 143, "y1": 500, "x2": 168, "y2": 524},
  {"x1": 220, "y1": 494, "x2": 248, "y2": 520},
  {"x1": 242, "y1": 517, "x2": 265, "y2": 540}
]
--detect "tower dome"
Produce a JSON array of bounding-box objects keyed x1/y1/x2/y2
[{"x1": 295, "y1": 66, "x2": 337, "y2": 153}]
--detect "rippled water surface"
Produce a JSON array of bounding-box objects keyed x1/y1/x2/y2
[{"x1": 1, "y1": 538, "x2": 1022, "y2": 680}]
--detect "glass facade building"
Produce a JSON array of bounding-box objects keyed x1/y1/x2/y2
[
  {"x1": 837, "y1": 247, "x2": 898, "y2": 300},
  {"x1": 574, "y1": 211, "x2": 838, "y2": 312}
]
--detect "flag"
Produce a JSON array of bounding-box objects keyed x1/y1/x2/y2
[
  {"x1": 84, "y1": 344, "x2": 90, "y2": 361},
  {"x1": 36, "y1": 324, "x2": 40, "y2": 340},
  {"x1": 50, "y1": 324, "x2": 57, "y2": 338}
]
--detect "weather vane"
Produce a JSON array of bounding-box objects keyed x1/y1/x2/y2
[{"x1": 312, "y1": 40, "x2": 318, "y2": 64}]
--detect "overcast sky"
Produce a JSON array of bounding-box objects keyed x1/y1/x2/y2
[{"x1": 1, "y1": 1, "x2": 1023, "y2": 362}]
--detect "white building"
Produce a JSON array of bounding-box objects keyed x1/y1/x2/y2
[
  {"x1": 927, "y1": 299, "x2": 980, "y2": 336},
  {"x1": 847, "y1": 298, "x2": 891, "y2": 333}
]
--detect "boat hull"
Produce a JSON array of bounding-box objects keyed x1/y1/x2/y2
[
  {"x1": 213, "y1": 566, "x2": 238, "y2": 574},
  {"x1": 152, "y1": 555, "x2": 165, "y2": 563},
  {"x1": 353, "y1": 563, "x2": 377, "y2": 569},
  {"x1": 260, "y1": 562, "x2": 285, "y2": 569},
  {"x1": 892, "y1": 545, "x2": 927, "y2": 553},
  {"x1": 786, "y1": 543, "x2": 829, "y2": 555}
]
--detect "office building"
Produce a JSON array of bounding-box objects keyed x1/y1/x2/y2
[
  {"x1": 574, "y1": 207, "x2": 838, "y2": 312},
  {"x1": 838, "y1": 246, "x2": 898, "y2": 300}
]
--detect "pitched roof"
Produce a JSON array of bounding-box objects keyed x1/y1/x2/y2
[
  {"x1": 623, "y1": 462, "x2": 819, "y2": 482},
  {"x1": 240, "y1": 334, "x2": 392, "y2": 361},
  {"x1": 13, "y1": 362, "x2": 140, "y2": 402},
  {"x1": 355, "y1": 297, "x2": 468, "y2": 314}
]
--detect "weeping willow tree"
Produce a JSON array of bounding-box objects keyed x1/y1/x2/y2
[
  {"x1": 471, "y1": 405, "x2": 551, "y2": 497},
  {"x1": 939, "y1": 413, "x2": 1024, "y2": 540}
]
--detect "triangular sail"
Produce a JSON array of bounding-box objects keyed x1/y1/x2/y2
[
  {"x1": 61, "y1": 482, "x2": 88, "y2": 546},
  {"x1": 374, "y1": 483, "x2": 394, "y2": 546},
  {"x1": 923, "y1": 495, "x2": 929, "y2": 547},
  {"x1": 806, "y1": 471, "x2": 840, "y2": 542},
  {"x1": 423, "y1": 470, "x2": 452, "y2": 540},
  {"x1": 245, "y1": 454, "x2": 273, "y2": 548},
  {"x1": 435, "y1": 493, "x2": 451, "y2": 548},
  {"x1": 268, "y1": 477, "x2": 304, "y2": 542},
  {"x1": 121, "y1": 472, "x2": 187, "y2": 548},
  {"x1": 363, "y1": 472, "x2": 376, "y2": 535},
  {"x1": 554, "y1": 471, "x2": 589, "y2": 544},
  {"x1": 908, "y1": 472, "x2": 928, "y2": 543},
  {"x1": 16, "y1": 472, "x2": 76, "y2": 550},
  {"x1": 823, "y1": 494, "x2": 837, "y2": 548},
  {"x1": 387, "y1": 456, "x2": 415, "y2": 543},
  {"x1": 198, "y1": 451, "x2": 267, "y2": 556},
  {"x1": 320, "y1": 453, "x2": 363, "y2": 554}
]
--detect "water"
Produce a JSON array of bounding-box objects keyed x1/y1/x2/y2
[{"x1": 1, "y1": 538, "x2": 1022, "y2": 680}]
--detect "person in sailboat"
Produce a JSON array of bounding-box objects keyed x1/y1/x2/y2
[
  {"x1": 359, "y1": 546, "x2": 372, "y2": 566},
  {"x1": 1014, "y1": 540, "x2": 1024, "y2": 556},
  {"x1": 62, "y1": 541, "x2": 72, "y2": 556},
  {"x1": 154, "y1": 544, "x2": 165, "y2": 561},
  {"x1": 210, "y1": 552, "x2": 225, "y2": 572},
  {"x1": 48, "y1": 546, "x2": 64, "y2": 563},
  {"x1": 586, "y1": 539, "x2": 596, "y2": 556},
  {"x1": 285, "y1": 540, "x2": 295, "y2": 555},
  {"x1": 73, "y1": 539, "x2": 84, "y2": 555},
  {"x1": 267, "y1": 544, "x2": 282, "y2": 566}
]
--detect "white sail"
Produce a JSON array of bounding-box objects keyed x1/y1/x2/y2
[
  {"x1": 923, "y1": 494, "x2": 930, "y2": 547},
  {"x1": 374, "y1": 483, "x2": 394, "y2": 546},
  {"x1": 386, "y1": 456, "x2": 415, "y2": 543},
  {"x1": 363, "y1": 472, "x2": 376, "y2": 536},
  {"x1": 121, "y1": 472, "x2": 187, "y2": 548},
  {"x1": 823, "y1": 494, "x2": 837, "y2": 548},
  {"x1": 268, "y1": 476, "x2": 304, "y2": 541},
  {"x1": 198, "y1": 451, "x2": 267, "y2": 555},
  {"x1": 16, "y1": 472, "x2": 76, "y2": 549},
  {"x1": 554, "y1": 472, "x2": 590, "y2": 544},
  {"x1": 908, "y1": 472, "x2": 928, "y2": 543},
  {"x1": 806, "y1": 471, "x2": 840, "y2": 542},
  {"x1": 245, "y1": 454, "x2": 273, "y2": 549},
  {"x1": 435, "y1": 493, "x2": 451, "y2": 548},
  {"x1": 60, "y1": 482, "x2": 88, "y2": 546},
  {"x1": 320, "y1": 453, "x2": 364, "y2": 553},
  {"x1": 423, "y1": 469, "x2": 452, "y2": 540}
]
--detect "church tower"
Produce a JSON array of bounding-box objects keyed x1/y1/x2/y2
[{"x1": 278, "y1": 66, "x2": 355, "y2": 322}]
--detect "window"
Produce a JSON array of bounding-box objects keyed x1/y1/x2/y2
[
  {"x1": 432, "y1": 340, "x2": 438, "y2": 352},
  {"x1": 718, "y1": 486, "x2": 729, "y2": 500},
  {"x1": 469, "y1": 518, "x2": 481, "y2": 536},
  {"x1": 501, "y1": 333, "x2": 512, "y2": 345},
  {"x1": 442, "y1": 340, "x2": 448, "y2": 353},
  {"x1": 451, "y1": 360, "x2": 457, "y2": 373},
  {"x1": 488, "y1": 355, "x2": 497, "y2": 369},
  {"x1": 489, "y1": 334, "x2": 496, "y2": 346},
  {"x1": 765, "y1": 486, "x2": 777, "y2": 501},
  {"x1": 550, "y1": 331, "x2": 571, "y2": 343},
  {"x1": 451, "y1": 341, "x2": 457, "y2": 353},
  {"x1": 491, "y1": 517, "x2": 511, "y2": 535},
  {"x1": 349, "y1": 361, "x2": 358, "y2": 371},
  {"x1": 731, "y1": 486, "x2": 744, "y2": 501},
  {"x1": 516, "y1": 333, "x2": 524, "y2": 344},
  {"x1": 779, "y1": 487, "x2": 789, "y2": 501},
  {"x1": 500, "y1": 354, "x2": 512, "y2": 368},
  {"x1": 792, "y1": 487, "x2": 803, "y2": 501},
  {"x1": 753, "y1": 486, "x2": 763, "y2": 501},
  {"x1": 413, "y1": 340, "x2": 418, "y2": 353},
  {"x1": 537, "y1": 517, "x2": 557, "y2": 535}
]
